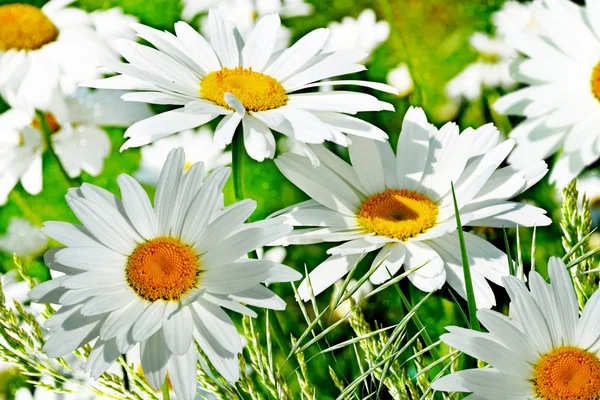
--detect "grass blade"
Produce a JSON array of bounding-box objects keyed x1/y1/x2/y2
[{"x1": 451, "y1": 183, "x2": 480, "y2": 331}]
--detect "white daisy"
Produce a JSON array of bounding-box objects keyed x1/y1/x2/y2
[
  {"x1": 0, "y1": 0, "x2": 125, "y2": 108},
  {"x1": 432, "y1": 257, "x2": 600, "y2": 400},
  {"x1": 494, "y1": 0, "x2": 600, "y2": 186},
  {"x1": 28, "y1": 148, "x2": 301, "y2": 400},
  {"x1": 0, "y1": 88, "x2": 152, "y2": 204},
  {"x1": 134, "y1": 126, "x2": 231, "y2": 187},
  {"x1": 274, "y1": 107, "x2": 551, "y2": 309},
  {"x1": 0, "y1": 117, "x2": 44, "y2": 206},
  {"x1": 324, "y1": 9, "x2": 390, "y2": 59},
  {"x1": 492, "y1": 0, "x2": 539, "y2": 39},
  {"x1": 446, "y1": 33, "x2": 516, "y2": 101},
  {"x1": 387, "y1": 62, "x2": 414, "y2": 97},
  {"x1": 83, "y1": 9, "x2": 398, "y2": 161},
  {"x1": 0, "y1": 218, "x2": 48, "y2": 258}
]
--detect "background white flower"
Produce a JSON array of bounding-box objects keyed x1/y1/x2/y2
[
  {"x1": 0, "y1": 88, "x2": 152, "y2": 204},
  {"x1": 0, "y1": 218, "x2": 48, "y2": 258},
  {"x1": 134, "y1": 127, "x2": 231, "y2": 187},
  {"x1": 275, "y1": 107, "x2": 551, "y2": 309},
  {"x1": 446, "y1": 33, "x2": 516, "y2": 101},
  {"x1": 324, "y1": 9, "x2": 390, "y2": 60},
  {"x1": 387, "y1": 63, "x2": 414, "y2": 97}
]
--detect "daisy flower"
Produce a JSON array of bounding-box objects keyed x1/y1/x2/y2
[
  {"x1": 274, "y1": 107, "x2": 551, "y2": 308},
  {"x1": 492, "y1": 0, "x2": 539, "y2": 39},
  {"x1": 446, "y1": 33, "x2": 516, "y2": 101},
  {"x1": 83, "y1": 9, "x2": 398, "y2": 161},
  {"x1": 0, "y1": 0, "x2": 128, "y2": 108},
  {"x1": 134, "y1": 126, "x2": 231, "y2": 187},
  {"x1": 324, "y1": 9, "x2": 390, "y2": 59},
  {"x1": 0, "y1": 218, "x2": 48, "y2": 258},
  {"x1": 0, "y1": 89, "x2": 152, "y2": 205},
  {"x1": 432, "y1": 257, "x2": 600, "y2": 400},
  {"x1": 28, "y1": 148, "x2": 301, "y2": 400},
  {"x1": 494, "y1": 0, "x2": 600, "y2": 186}
]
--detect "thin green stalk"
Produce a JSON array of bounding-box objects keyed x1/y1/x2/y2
[
  {"x1": 451, "y1": 183, "x2": 480, "y2": 331},
  {"x1": 232, "y1": 129, "x2": 246, "y2": 202},
  {"x1": 35, "y1": 110, "x2": 80, "y2": 188},
  {"x1": 161, "y1": 377, "x2": 170, "y2": 400}
]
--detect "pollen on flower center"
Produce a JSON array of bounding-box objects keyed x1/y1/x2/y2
[
  {"x1": 0, "y1": 4, "x2": 58, "y2": 51},
  {"x1": 31, "y1": 112, "x2": 61, "y2": 134},
  {"x1": 534, "y1": 346, "x2": 600, "y2": 400},
  {"x1": 126, "y1": 237, "x2": 199, "y2": 302},
  {"x1": 357, "y1": 189, "x2": 438, "y2": 241},
  {"x1": 592, "y1": 61, "x2": 600, "y2": 101},
  {"x1": 200, "y1": 67, "x2": 288, "y2": 112}
]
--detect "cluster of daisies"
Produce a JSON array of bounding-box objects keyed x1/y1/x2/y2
[{"x1": 0, "y1": 0, "x2": 600, "y2": 399}]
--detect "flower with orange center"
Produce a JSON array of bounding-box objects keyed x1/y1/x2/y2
[
  {"x1": 534, "y1": 346, "x2": 600, "y2": 400},
  {"x1": 0, "y1": 4, "x2": 58, "y2": 51},
  {"x1": 29, "y1": 148, "x2": 300, "y2": 400},
  {"x1": 432, "y1": 257, "x2": 600, "y2": 400},
  {"x1": 357, "y1": 189, "x2": 438, "y2": 241},
  {"x1": 0, "y1": 0, "x2": 137, "y2": 110},
  {"x1": 275, "y1": 106, "x2": 550, "y2": 305},
  {"x1": 84, "y1": 9, "x2": 399, "y2": 161}
]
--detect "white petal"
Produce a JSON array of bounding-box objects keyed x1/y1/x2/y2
[
  {"x1": 242, "y1": 14, "x2": 280, "y2": 71},
  {"x1": 396, "y1": 107, "x2": 430, "y2": 191},
  {"x1": 370, "y1": 242, "x2": 407, "y2": 284},
  {"x1": 163, "y1": 303, "x2": 194, "y2": 355},
  {"x1": 208, "y1": 9, "x2": 240, "y2": 68},
  {"x1": 404, "y1": 241, "x2": 445, "y2": 292},
  {"x1": 140, "y1": 330, "x2": 171, "y2": 390},
  {"x1": 298, "y1": 254, "x2": 361, "y2": 300}
]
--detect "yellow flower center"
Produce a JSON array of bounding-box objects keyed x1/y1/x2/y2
[
  {"x1": 200, "y1": 67, "x2": 288, "y2": 112},
  {"x1": 357, "y1": 189, "x2": 438, "y2": 241},
  {"x1": 592, "y1": 61, "x2": 600, "y2": 101},
  {"x1": 534, "y1": 346, "x2": 600, "y2": 400},
  {"x1": 31, "y1": 112, "x2": 61, "y2": 134},
  {"x1": 126, "y1": 237, "x2": 199, "y2": 302},
  {"x1": 0, "y1": 4, "x2": 58, "y2": 51}
]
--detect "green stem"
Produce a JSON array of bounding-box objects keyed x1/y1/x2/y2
[
  {"x1": 35, "y1": 110, "x2": 81, "y2": 188},
  {"x1": 451, "y1": 183, "x2": 480, "y2": 331},
  {"x1": 161, "y1": 377, "x2": 170, "y2": 400},
  {"x1": 231, "y1": 130, "x2": 259, "y2": 262},
  {"x1": 232, "y1": 129, "x2": 245, "y2": 202}
]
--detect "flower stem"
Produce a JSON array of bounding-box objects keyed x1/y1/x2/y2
[
  {"x1": 161, "y1": 377, "x2": 170, "y2": 400},
  {"x1": 232, "y1": 129, "x2": 245, "y2": 202},
  {"x1": 35, "y1": 110, "x2": 81, "y2": 188},
  {"x1": 231, "y1": 129, "x2": 259, "y2": 260}
]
